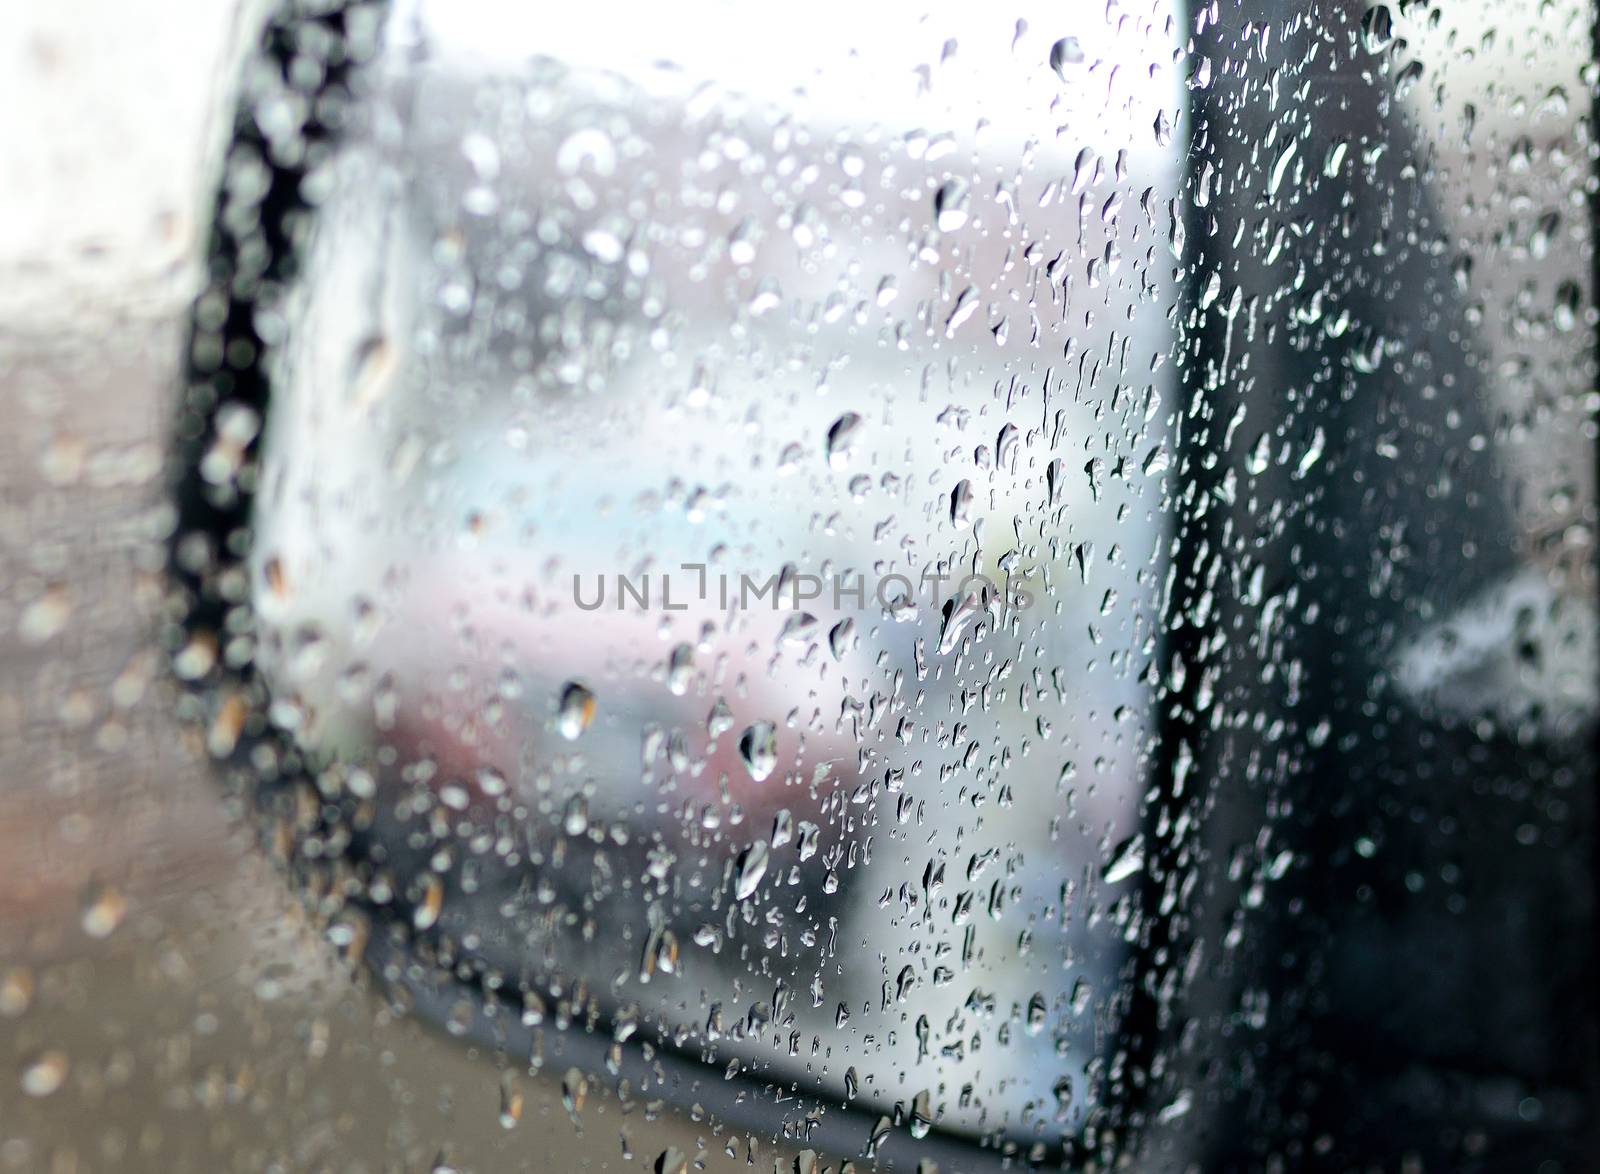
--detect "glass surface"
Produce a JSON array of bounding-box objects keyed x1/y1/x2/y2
[
  {"x1": 2, "y1": 0, "x2": 1596, "y2": 1170},
  {"x1": 244, "y1": 0, "x2": 1182, "y2": 1149}
]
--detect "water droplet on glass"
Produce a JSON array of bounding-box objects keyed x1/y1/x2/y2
[
  {"x1": 735, "y1": 840, "x2": 770, "y2": 900},
  {"x1": 557, "y1": 682, "x2": 596, "y2": 739},
  {"x1": 1026, "y1": 991, "x2": 1049, "y2": 1035},
  {"x1": 1361, "y1": 5, "x2": 1394, "y2": 53},
  {"x1": 1053, "y1": 1076, "x2": 1074, "y2": 1117},
  {"x1": 0, "y1": 968, "x2": 33, "y2": 1018},
  {"x1": 738, "y1": 721, "x2": 778, "y2": 782},
  {"x1": 498, "y1": 1072, "x2": 523, "y2": 1129},
  {"x1": 666, "y1": 644, "x2": 694, "y2": 696},
  {"x1": 20, "y1": 1050, "x2": 67, "y2": 1098},
  {"x1": 1103, "y1": 833, "x2": 1146, "y2": 884},
  {"x1": 945, "y1": 287, "x2": 980, "y2": 337},
  {"x1": 829, "y1": 618, "x2": 856, "y2": 661},
  {"x1": 563, "y1": 794, "x2": 590, "y2": 836},
  {"x1": 950, "y1": 479, "x2": 975, "y2": 526},
  {"x1": 1153, "y1": 109, "x2": 1173, "y2": 147},
  {"x1": 561, "y1": 1066, "x2": 588, "y2": 1120},
  {"x1": 80, "y1": 880, "x2": 126, "y2": 939},
  {"x1": 413, "y1": 875, "x2": 444, "y2": 931},
  {"x1": 826, "y1": 412, "x2": 864, "y2": 469},
  {"x1": 933, "y1": 179, "x2": 970, "y2": 232},
  {"x1": 1158, "y1": 1088, "x2": 1195, "y2": 1123},
  {"x1": 17, "y1": 585, "x2": 72, "y2": 646},
  {"x1": 1049, "y1": 37, "x2": 1084, "y2": 79},
  {"x1": 1555, "y1": 280, "x2": 1581, "y2": 332}
]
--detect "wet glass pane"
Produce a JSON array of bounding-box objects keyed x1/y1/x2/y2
[
  {"x1": 4, "y1": 0, "x2": 1597, "y2": 1170},
  {"x1": 230, "y1": 0, "x2": 1181, "y2": 1155}
]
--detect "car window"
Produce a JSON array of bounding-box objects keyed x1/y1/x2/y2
[{"x1": 5, "y1": 0, "x2": 1597, "y2": 1170}]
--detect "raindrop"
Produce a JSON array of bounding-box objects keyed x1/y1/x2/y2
[
  {"x1": 1267, "y1": 138, "x2": 1298, "y2": 198},
  {"x1": 581, "y1": 228, "x2": 623, "y2": 264},
  {"x1": 738, "y1": 721, "x2": 778, "y2": 782},
  {"x1": 498, "y1": 1072, "x2": 523, "y2": 1129},
  {"x1": 17, "y1": 586, "x2": 72, "y2": 646},
  {"x1": 748, "y1": 278, "x2": 783, "y2": 316},
  {"x1": 0, "y1": 968, "x2": 33, "y2": 1018},
  {"x1": 1555, "y1": 280, "x2": 1581, "y2": 332},
  {"x1": 1158, "y1": 1089, "x2": 1195, "y2": 1122},
  {"x1": 1026, "y1": 991, "x2": 1048, "y2": 1035},
  {"x1": 797, "y1": 822, "x2": 820, "y2": 861},
  {"x1": 557, "y1": 682, "x2": 596, "y2": 739},
  {"x1": 563, "y1": 794, "x2": 590, "y2": 836},
  {"x1": 20, "y1": 1051, "x2": 68, "y2": 1098},
  {"x1": 826, "y1": 412, "x2": 864, "y2": 469},
  {"x1": 1049, "y1": 37, "x2": 1084, "y2": 79},
  {"x1": 867, "y1": 1115, "x2": 893, "y2": 1158},
  {"x1": 1052, "y1": 1076, "x2": 1073, "y2": 1117},
  {"x1": 1071, "y1": 978, "x2": 1093, "y2": 1016},
  {"x1": 413, "y1": 875, "x2": 444, "y2": 930},
  {"x1": 1294, "y1": 427, "x2": 1326, "y2": 479},
  {"x1": 1361, "y1": 5, "x2": 1394, "y2": 53},
  {"x1": 561, "y1": 1067, "x2": 588, "y2": 1119},
  {"x1": 556, "y1": 127, "x2": 617, "y2": 177},
  {"x1": 80, "y1": 880, "x2": 126, "y2": 939},
  {"x1": 1324, "y1": 137, "x2": 1349, "y2": 177},
  {"x1": 1245, "y1": 432, "x2": 1272, "y2": 476},
  {"x1": 828, "y1": 618, "x2": 856, "y2": 660},
  {"x1": 950, "y1": 479, "x2": 975, "y2": 526},
  {"x1": 1530, "y1": 211, "x2": 1560, "y2": 260},
  {"x1": 666, "y1": 644, "x2": 694, "y2": 695},
  {"x1": 945, "y1": 287, "x2": 980, "y2": 337},
  {"x1": 895, "y1": 964, "x2": 916, "y2": 1001},
  {"x1": 735, "y1": 841, "x2": 770, "y2": 900},
  {"x1": 1103, "y1": 833, "x2": 1146, "y2": 884},
  {"x1": 1394, "y1": 59, "x2": 1424, "y2": 99},
  {"x1": 933, "y1": 179, "x2": 970, "y2": 232},
  {"x1": 939, "y1": 584, "x2": 989, "y2": 654}
]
